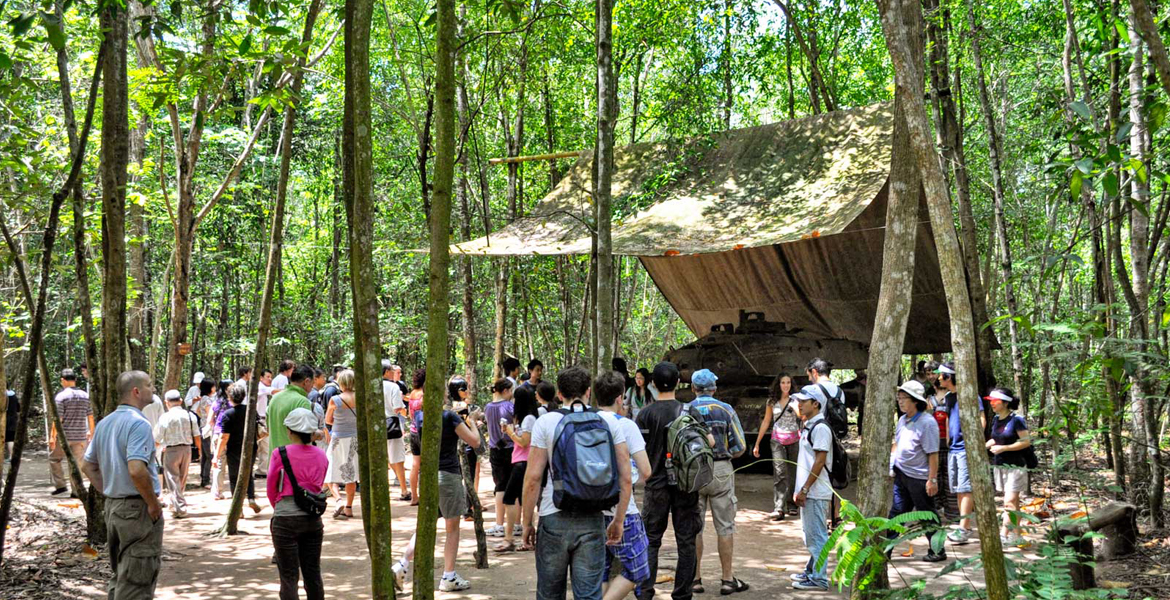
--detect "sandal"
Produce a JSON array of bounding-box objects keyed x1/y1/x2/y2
[
  {"x1": 693, "y1": 578, "x2": 705, "y2": 594},
  {"x1": 399, "y1": 493, "x2": 412, "y2": 502},
  {"x1": 333, "y1": 506, "x2": 349, "y2": 520},
  {"x1": 720, "y1": 578, "x2": 749, "y2": 595},
  {"x1": 344, "y1": 506, "x2": 354, "y2": 518},
  {"x1": 492, "y1": 542, "x2": 515, "y2": 553}
]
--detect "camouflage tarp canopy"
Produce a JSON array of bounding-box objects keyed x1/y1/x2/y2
[{"x1": 455, "y1": 103, "x2": 954, "y2": 354}]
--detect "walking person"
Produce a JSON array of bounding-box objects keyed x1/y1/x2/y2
[
  {"x1": 80, "y1": 371, "x2": 165, "y2": 599},
  {"x1": 791, "y1": 391, "x2": 833, "y2": 591},
  {"x1": 754, "y1": 373, "x2": 800, "y2": 521},
  {"x1": 267, "y1": 365, "x2": 317, "y2": 451},
  {"x1": 502, "y1": 357, "x2": 522, "y2": 387},
  {"x1": 214, "y1": 383, "x2": 263, "y2": 514},
  {"x1": 936, "y1": 362, "x2": 985, "y2": 544},
  {"x1": 382, "y1": 360, "x2": 409, "y2": 497},
  {"x1": 184, "y1": 372, "x2": 205, "y2": 407},
  {"x1": 50, "y1": 368, "x2": 94, "y2": 496},
  {"x1": 193, "y1": 379, "x2": 217, "y2": 488},
  {"x1": 494, "y1": 384, "x2": 539, "y2": 553},
  {"x1": 254, "y1": 369, "x2": 275, "y2": 478},
  {"x1": 272, "y1": 360, "x2": 295, "y2": 394},
  {"x1": 887, "y1": 380, "x2": 945, "y2": 562},
  {"x1": 595, "y1": 370, "x2": 653, "y2": 600},
  {"x1": 484, "y1": 378, "x2": 515, "y2": 538},
  {"x1": 324, "y1": 369, "x2": 361, "y2": 519},
  {"x1": 391, "y1": 375, "x2": 484, "y2": 592},
  {"x1": 690, "y1": 369, "x2": 750, "y2": 595},
  {"x1": 984, "y1": 387, "x2": 1031, "y2": 546},
  {"x1": 268, "y1": 407, "x2": 329, "y2": 600},
  {"x1": 407, "y1": 368, "x2": 425, "y2": 506},
  {"x1": 635, "y1": 361, "x2": 709, "y2": 600},
  {"x1": 521, "y1": 366, "x2": 631, "y2": 600},
  {"x1": 154, "y1": 390, "x2": 201, "y2": 518},
  {"x1": 623, "y1": 367, "x2": 657, "y2": 418},
  {"x1": 209, "y1": 379, "x2": 233, "y2": 499}
]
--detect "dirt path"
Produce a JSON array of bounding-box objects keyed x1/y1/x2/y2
[{"x1": 11, "y1": 453, "x2": 1005, "y2": 598}]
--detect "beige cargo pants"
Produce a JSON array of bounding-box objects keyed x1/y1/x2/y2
[{"x1": 105, "y1": 497, "x2": 164, "y2": 600}]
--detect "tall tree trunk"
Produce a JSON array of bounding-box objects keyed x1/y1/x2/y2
[
  {"x1": 0, "y1": 36, "x2": 105, "y2": 568},
  {"x1": 100, "y1": 6, "x2": 129, "y2": 415},
  {"x1": 127, "y1": 115, "x2": 149, "y2": 371},
  {"x1": 877, "y1": 2, "x2": 1009, "y2": 599},
  {"x1": 594, "y1": 0, "x2": 617, "y2": 375},
  {"x1": 964, "y1": 0, "x2": 1024, "y2": 395},
  {"x1": 218, "y1": 0, "x2": 323, "y2": 536},
  {"x1": 415, "y1": 0, "x2": 457, "y2": 595},
  {"x1": 0, "y1": 331, "x2": 6, "y2": 481},
  {"x1": 850, "y1": 53, "x2": 922, "y2": 598},
  {"x1": 720, "y1": 0, "x2": 734, "y2": 128},
  {"x1": 457, "y1": 27, "x2": 478, "y2": 395}
]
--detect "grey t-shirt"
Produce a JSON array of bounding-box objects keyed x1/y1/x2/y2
[{"x1": 890, "y1": 411, "x2": 940, "y2": 480}]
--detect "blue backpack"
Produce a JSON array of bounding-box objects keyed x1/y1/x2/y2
[{"x1": 548, "y1": 402, "x2": 621, "y2": 512}]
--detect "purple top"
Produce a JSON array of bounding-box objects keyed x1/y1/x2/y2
[{"x1": 484, "y1": 400, "x2": 514, "y2": 449}]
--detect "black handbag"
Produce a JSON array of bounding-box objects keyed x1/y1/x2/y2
[
  {"x1": 386, "y1": 415, "x2": 403, "y2": 440},
  {"x1": 277, "y1": 447, "x2": 328, "y2": 517}
]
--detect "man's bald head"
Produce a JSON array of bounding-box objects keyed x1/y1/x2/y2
[{"x1": 116, "y1": 370, "x2": 153, "y2": 409}]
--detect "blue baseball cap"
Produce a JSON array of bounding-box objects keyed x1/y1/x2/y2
[{"x1": 691, "y1": 369, "x2": 718, "y2": 390}]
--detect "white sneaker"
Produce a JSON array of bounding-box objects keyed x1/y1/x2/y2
[
  {"x1": 486, "y1": 525, "x2": 505, "y2": 537},
  {"x1": 513, "y1": 524, "x2": 524, "y2": 537},
  {"x1": 947, "y1": 528, "x2": 971, "y2": 544},
  {"x1": 439, "y1": 574, "x2": 471, "y2": 591},
  {"x1": 392, "y1": 561, "x2": 406, "y2": 592}
]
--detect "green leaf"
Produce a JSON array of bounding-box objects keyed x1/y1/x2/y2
[
  {"x1": 1075, "y1": 157, "x2": 1093, "y2": 174},
  {"x1": 1102, "y1": 171, "x2": 1119, "y2": 197},
  {"x1": 1070, "y1": 169, "x2": 1083, "y2": 199},
  {"x1": 43, "y1": 19, "x2": 65, "y2": 51},
  {"x1": 9, "y1": 13, "x2": 35, "y2": 36},
  {"x1": 239, "y1": 33, "x2": 253, "y2": 55},
  {"x1": 0, "y1": 53, "x2": 11, "y2": 70},
  {"x1": 1150, "y1": 102, "x2": 1167, "y2": 132},
  {"x1": 1115, "y1": 18, "x2": 1130, "y2": 44},
  {"x1": 264, "y1": 25, "x2": 291, "y2": 36},
  {"x1": 1114, "y1": 121, "x2": 1133, "y2": 143},
  {"x1": 1070, "y1": 100, "x2": 1091, "y2": 121}
]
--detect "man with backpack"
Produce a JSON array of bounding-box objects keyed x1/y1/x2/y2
[
  {"x1": 690, "y1": 369, "x2": 750, "y2": 596},
  {"x1": 521, "y1": 366, "x2": 632, "y2": 600},
  {"x1": 635, "y1": 361, "x2": 714, "y2": 600},
  {"x1": 791, "y1": 391, "x2": 834, "y2": 590},
  {"x1": 803, "y1": 357, "x2": 848, "y2": 528}
]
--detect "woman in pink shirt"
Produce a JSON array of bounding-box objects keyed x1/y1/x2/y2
[
  {"x1": 268, "y1": 407, "x2": 328, "y2": 600},
  {"x1": 494, "y1": 385, "x2": 540, "y2": 552}
]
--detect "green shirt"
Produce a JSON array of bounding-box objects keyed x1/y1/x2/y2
[{"x1": 266, "y1": 385, "x2": 312, "y2": 450}]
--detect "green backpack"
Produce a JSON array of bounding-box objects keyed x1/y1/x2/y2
[{"x1": 666, "y1": 403, "x2": 715, "y2": 493}]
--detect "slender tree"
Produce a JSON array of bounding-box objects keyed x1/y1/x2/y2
[
  {"x1": 876, "y1": 1, "x2": 1009, "y2": 599},
  {"x1": 594, "y1": 0, "x2": 617, "y2": 374}
]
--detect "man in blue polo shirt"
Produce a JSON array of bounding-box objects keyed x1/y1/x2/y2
[{"x1": 81, "y1": 370, "x2": 164, "y2": 599}]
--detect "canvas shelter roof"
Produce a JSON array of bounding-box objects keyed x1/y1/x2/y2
[{"x1": 454, "y1": 102, "x2": 959, "y2": 354}]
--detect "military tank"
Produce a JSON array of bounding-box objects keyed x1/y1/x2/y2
[{"x1": 667, "y1": 310, "x2": 868, "y2": 441}]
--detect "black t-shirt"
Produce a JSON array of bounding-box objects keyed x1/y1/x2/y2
[
  {"x1": 419, "y1": 409, "x2": 466, "y2": 474},
  {"x1": 635, "y1": 399, "x2": 701, "y2": 490},
  {"x1": 221, "y1": 405, "x2": 256, "y2": 457},
  {"x1": 4, "y1": 391, "x2": 18, "y2": 438},
  {"x1": 989, "y1": 413, "x2": 1028, "y2": 467}
]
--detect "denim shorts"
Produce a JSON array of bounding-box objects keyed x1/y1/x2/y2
[
  {"x1": 948, "y1": 450, "x2": 972, "y2": 494},
  {"x1": 603, "y1": 513, "x2": 650, "y2": 585}
]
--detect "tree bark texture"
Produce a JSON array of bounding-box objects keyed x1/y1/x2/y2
[
  {"x1": 876, "y1": 2, "x2": 1009, "y2": 599},
  {"x1": 457, "y1": 32, "x2": 478, "y2": 395},
  {"x1": 415, "y1": 0, "x2": 456, "y2": 594},
  {"x1": 100, "y1": 5, "x2": 129, "y2": 416},
  {"x1": 594, "y1": 0, "x2": 617, "y2": 375}
]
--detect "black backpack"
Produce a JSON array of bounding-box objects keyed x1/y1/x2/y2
[
  {"x1": 804, "y1": 420, "x2": 849, "y2": 490},
  {"x1": 278, "y1": 447, "x2": 328, "y2": 516},
  {"x1": 816, "y1": 383, "x2": 849, "y2": 439}
]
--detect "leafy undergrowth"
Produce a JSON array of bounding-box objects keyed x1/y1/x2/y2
[{"x1": 0, "y1": 498, "x2": 109, "y2": 600}]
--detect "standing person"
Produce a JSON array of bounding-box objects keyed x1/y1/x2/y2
[
  {"x1": 753, "y1": 373, "x2": 800, "y2": 521},
  {"x1": 272, "y1": 360, "x2": 295, "y2": 394},
  {"x1": 406, "y1": 368, "x2": 426, "y2": 506},
  {"x1": 495, "y1": 385, "x2": 539, "y2": 553},
  {"x1": 154, "y1": 389, "x2": 201, "y2": 518},
  {"x1": 254, "y1": 369, "x2": 275, "y2": 478},
  {"x1": 984, "y1": 387, "x2": 1031, "y2": 545},
  {"x1": 521, "y1": 359, "x2": 544, "y2": 391},
  {"x1": 390, "y1": 375, "x2": 484, "y2": 592},
  {"x1": 184, "y1": 372, "x2": 205, "y2": 407},
  {"x1": 306, "y1": 368, "x2": 329, "y2": 444},
  {"x1": 234, "y1": 366, "x2": 254, "y2": 404},
  {"x1": 502, "y1": 357, "x2": 522, "y2": 387},
  {"x1": 267, "y1": 365, "x2": 317, "y2": 451},
  {"x1": 936, "y1": 362, "x2": 984, "y2": 544},
  {"x1": 4, "y1": 389, "x2": 18, "y2": 460},
  {"x1": 194, "y1": 379, "x2": 217, "y2": 488},
  {"x1": 635, "y1": 361, "x2": 708, "y2": 600},
  {"x1": 887, "y1": 380, "x2": 945, "y2": 562},
  {"x1": 594, "y1": 370, "x2": 653, "y2": 600},
  {"x1": 214, "y1": 384, "x2": 263, "y2": 514},
  {"x1": 267, "y1": 407, "x2": 329, "y2": 600},
  {"x1": 521, "y1": 366, "x2": 631, "y2": 600},
  {"x1": 623, "y1": 368, "x2": 657, "y2": 418},
  {"x1": 535, "y1": 380, "x2": 558, "y2": 415},
  {"x1": 612, "y1": 357, "x2": 635, "y2": 391},
  {"x1": 324, "y1": 369, "x2": 361, "y2": 519},
  {"x1": 80, "y1": 371, "x2": 164, "y2": 599},
  {"x1": 382, "y1": 360, "x2": 409, "y2": 497},
  {"x1": 802, "y1": 357, "x2": 844, "y2": 528},
  {"x1": 209, "y1": 380, "x2": 234, "y2": 499},
  {"x1": 929, "y1": 369, "x2": 953, "y2": 519},
  {"x1": 790, "y1": 391, "x2": 833, "y2": 591},
  {"x1": 483, "y1": 378, "x2": 515, "y2": 538},
  {"x1": 690, "y1": 370, "x2": 750, "y2": 595},
  {"x1": 50, "y1": 368, "x2": 94, "y2": 496}
]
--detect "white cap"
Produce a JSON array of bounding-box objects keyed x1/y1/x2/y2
[
  {"x1": 897, "y1": 379, "x2": 927, "y2": 403},
  {"x1": 164, "y1": 389, "x2": 182, "y2": 402},
  {"x1": 984, "y1": 389, "x2": 1014, "y2": 403},
  {"x1": 193, "y1": 372, "x2": 205, "y2": 384},
  {"x1": 284, "y1": 407, "x2": 319, "y2": 434}
]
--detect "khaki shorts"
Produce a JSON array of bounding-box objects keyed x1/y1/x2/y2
[
  {"x1": 438, "y1": 470, "x2": 468, "y2": 519},
  {"x1": 697, "y1": 459, "x2": 737, "y2": 536},
  {"x1": 993, "y1": 465, "x2": 1027, "y2": 494}
]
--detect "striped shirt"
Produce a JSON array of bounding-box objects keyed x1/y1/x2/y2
[{"x1": 54, "y1": 387, "x2": 92, "y2": 442}]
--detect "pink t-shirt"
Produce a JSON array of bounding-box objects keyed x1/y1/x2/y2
[
  {"x1": 511, "y1": 414, "x2": 538, "y2": 463},
  {"x1": 267, "y1": 444, "x2": 328, "y2": 507}
]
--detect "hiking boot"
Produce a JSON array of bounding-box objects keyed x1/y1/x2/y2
[
  {"x1": 946, "y1": 528, "x2": 971, "y2": 544},
  {"x1": 792, "y1": 579, "x2": 828, "y2": 591},
  {"x1": 439, "y1": 573, "x2": 471, "y2": 591}
]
